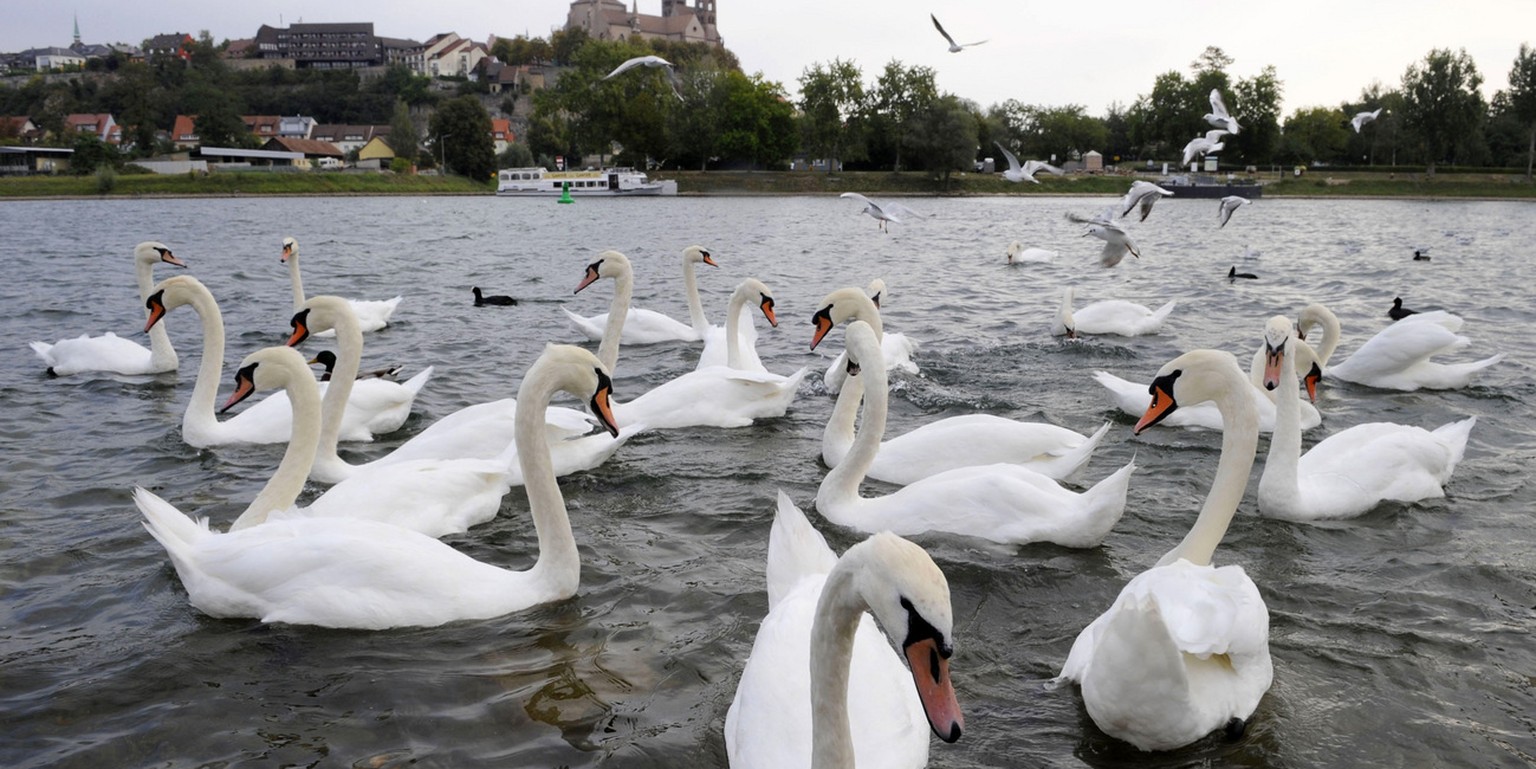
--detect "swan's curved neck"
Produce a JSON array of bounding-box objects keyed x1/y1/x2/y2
[
  {"x1": 1312, "y1": 312, "x2": 1341, "y2": 365},
  {"x1": 818, "y1": 348, "x2": 886, "y2": 516},
  {"x1": 183, "y1": 289, "x2": 228, "y2": 442},
  {"x1": 682, "y1": 257, "x2": 708, "y2": 334},
  {"x1": 137, "y1": 258, "x2": 176, "y2": 367},
  {"x1": 516, "y1": 367, "x2": 580, "y2": 595},
  {"x1": 598, "y1": 271, "x2": 633, "y2": 374},
  {"x1": 287, "y1": 251, "x2": 306, "y2": 313},
  {"x1": 809, "y1": 549, "x2": 871, "y2": 769},
  {"x1": 1157, "y1": 367, "x2": 1261, "y2": 568},
  {"x1": 314, "y1": 312, "x2": 365, "y2": 475},
  {"x1": 822, "y1": 367, "x2": 863, "y2": 466},
  {"x1": 724, "y1": 289, "x2": 748, "y2": 369},
  {"x1": 231, "y1": 370, "x2": 322, "y2": 530},
  {"x1": 1261, "y1": 338, "x2": 1314, "y2": 504}
]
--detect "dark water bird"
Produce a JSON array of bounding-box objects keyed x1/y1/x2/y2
[
  {"x1": 1228, "y1": 266, "x2": 1258, "y2": 281},
  {"x1": 473, "y1": 287, "x2": 517, "y2": 306},
  {"x1": 309, "y1": 350, "x2": 403, "y2": 382},
  {"x1": 1413, "y1": 249, "x2": 1431, "y2": 261},
  {"x1": 1388, "y1": 297, "x2": 1419, "y2": 321},
  {"x1": 310, "y1": 349, "x2": 405, "y2": 382}
]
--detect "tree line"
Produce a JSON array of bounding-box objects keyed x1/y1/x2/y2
[{"x1": 3, "y1": 30, "x2": 1534, "y2": 181}]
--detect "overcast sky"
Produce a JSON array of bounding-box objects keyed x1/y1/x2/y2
[{"x1": 5, "y1": 1, "x2": 1532, "y2": 116}]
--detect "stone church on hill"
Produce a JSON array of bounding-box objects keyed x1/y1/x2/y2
[{"x1": 565, "y1": 0, "x2": 722, "y2": 46}]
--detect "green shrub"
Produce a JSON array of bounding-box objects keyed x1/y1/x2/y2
[{"x1": 95, "y1": 166, "x2": 117, "y2": 193}]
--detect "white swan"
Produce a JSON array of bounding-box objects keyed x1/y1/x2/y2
[
  {"x1": 725, "y1": 491, "x2": 964, "y2": 768},
  {"x1": 1060, "y1": 349, "x2": 1272, "y2": 752},
  {"x1": 823, "y1": 352, "x2": 1113, "y2": 484},
  {"x1": 817, "y1": 320, "x2": 1136, "y2": 547},
  {"x1": 136, "y1": 343, "x2": 622, "y2": 629},
  {"x1": 1328, "y1": 310, "x2": 1503, "y2": 391},
  {"x1": 282, "y1": 236, "x2": 400, "y2": 334},
  {"x1": 287, "y1": 295, "x2": 634, "y2": 484},
  {"x1": 1052, "y1": 286, "x2": 1176, "y2": 338},
  {"x1": 144, "y1": 276, "x2": 427, "y2": 448},
  {"x1": 283, "y1": 296, "x2": 430, "y2": 440},
  {"x1": 1005, "y1": 241, "x2": 1056, "y2": 264},
  {"x1": 564, "y1": 244, "x2": 715, "y2": 345},
  {"x1": 1096, "y1": 315, "x2": 1322, "y2": 433},
  {"x1": 575, "y1": 250, "x2": 806, "y2": 429},
  {"x1": 30, "y1": 241, "x2": 186, "y2": 376},
  {"x1": 696, "y1": 277, "x2": 776, "y2": 372},
  {"x1": 817, "y1": 282, "x2": 919, "y2": 395},
  {"x1": 1256, "y1": 315, "x2": 1476, "y2": 521}
]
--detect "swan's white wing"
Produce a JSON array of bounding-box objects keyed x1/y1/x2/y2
[
  {"x1": 30, "y1": 332, "x2": 159, "y2": 376},
  {"x1": 766, "y1": 492, "x2": 838, "y2": 609}
]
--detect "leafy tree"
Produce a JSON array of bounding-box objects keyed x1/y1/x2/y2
[
  {"x1": 1127, "y1": 70, "x2": 1198, "y2": 160},
  {"x1": 187, "y1": 80, "x2": 252, "y2": 149},
  {"x1": 798, "y1": 58, "x2": 868, "y2": 171},
  {"x1": 498, "y1": 141, "x2": 535, "y2": 168},
  {"x1": 1026, "y1": 105, "x2": 1107, "y2": 165},
  {"x1": 1102, "y1": 101, "x2": 1132, "y2": 164},
  {"x1": 1400, "y1": 48, "x2": 1485, "y2": 173},
  {"x1": 69, "y1": 132, "x2": 118, "y2": 174},
  {"x1": 386, "y1": 100, "x2": 420, "y2": 163},
  {"x1": 905, "y1": 94, "x2": 978, "y2": 187},
  {"x1": 428, "y1": 95, "x2": 495, "y2": 180},
  {"x1": 1504, "y1": 42, "x2": 1536, "y2": 179},
  {"x1": 1280, "y1": 106, "x2": 1350, "y2": 165},
  {"x1": 1233, "y1": 65, "x2": 1283, "y2": 165},
  {"x1": 870, "y1": 61, "x2": 938, "y2": 171},
  {"x1": 669, "y1": 65, "x2": 726, "y2": 169},
  {"x1": 549, "y1": 27, "x2": 589, "y2": 65}
]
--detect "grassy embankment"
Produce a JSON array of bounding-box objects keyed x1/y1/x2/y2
[{"x1": 2, "y1": 168, "x2": 1532, "y2": 199}]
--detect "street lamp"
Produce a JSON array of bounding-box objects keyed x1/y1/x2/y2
[{"x1": 437, "y1": 132, "x2": 452, "y2": 174}]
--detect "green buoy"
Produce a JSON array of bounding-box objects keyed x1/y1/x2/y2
[{"x1": 557, "y1": 181, "x2": 574, "y2": 204}]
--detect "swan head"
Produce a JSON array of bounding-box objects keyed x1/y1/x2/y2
[
  {"x1": 280, "y1": 236, "x2": 298, "y2": 264},
  {"x1": 1054, "y1": 287, "x2": 1076, "y2": 338},
  {"x1": 285, "y1": 296, "x2": 357, "y2": 346},
  {"x1": 144, "y1": 275, "x2": 208, "y2": 331},
  {"x1": 136, "y1": 241, "x2": 186, "y2": 269},
  {"x1": 866, "y1": 278, "x2": 886, "y2": 309},
  {"x1": 683, "y1": 244, "x2": 717, "y2": 268},
  {"x1": 574, "y1": 250, "x2": 630, "y2": 294},
  {"x1": 220, "y1": 346, "x2": 310, "y2": 413},
  {"x1": 846, "y1": 532, "x2": 964, "y2": 743},
  {"x1": 1260, "y1": 315, "x2": 1292, "y2": 391},
  {"x1": 1134, "y1": 349, "x2": 1244, "y2": 434},
  {"x1": 809, "y1": 287, "x2": 880, "y2": 350},
  {"x1": 526, "y1": 345, "x2": 620, "y2": 437},
  {"x1": 1006, "y1": 241, "x2": 1022, "y2": 262},
  {"x1": 734, "y1": 278, "x2": 778, "y2": 327}
]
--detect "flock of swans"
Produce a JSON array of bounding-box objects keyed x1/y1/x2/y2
[{"x1": 25, "y1": 213, "x2": 1504, "y2": 765}]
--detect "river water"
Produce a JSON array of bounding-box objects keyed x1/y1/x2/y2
[{"x1": 2, "y1": 192, "x2": 1533, "y2": 768}]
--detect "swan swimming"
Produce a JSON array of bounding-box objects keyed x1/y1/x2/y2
[
  {"x1": 1060, "y1": 349, "x2": 1272, "y2": 751},
  {"x1": 282, "y1": 236, "x2": 400, "y2": 334},
  {"x1": 30, "y1": 241, "x2": 186, "y2": 377}
]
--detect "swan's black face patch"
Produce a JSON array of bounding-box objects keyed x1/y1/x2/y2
[
  {"x1": 759, "y1": 294, "x2": 778, "y2": 327},
  {"x1": 589, "y1": 368, "x2": 620, "y2": 437},
  {"x1": 144, "y1": 289, "x2": 169, "y2": 331},
  {"x1": 221, "y1": 361, "x2": 260, "y2": 413},
  {"x1": 1136, "y1": 369, "x2": 1183, "y2": 434},
  {"x1": 286, "y1": 308, "x2": 312, "y2": 347},
  {"x1": 899, "y1": 596, "x2": 951, "y2": 657},
  {"x1": 810, "y1": 306, "x2": 835, "y2": 350},
  {"x1": 575, "y1": 260, "x2": 604, "y2": 294}
]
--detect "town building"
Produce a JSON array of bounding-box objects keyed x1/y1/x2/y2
[
  {"x1": 564, "y1": 0, "x2": 722, "y2": 45},
  {"x1": 145, "y1": 33, "x2": 194, "y2": 62},
  {"x1": 64, "y1": 113, "x2": 121, "y2": 144},
  {"x1": 253, "y1": 23, "x2": 382, "y2": 69}
]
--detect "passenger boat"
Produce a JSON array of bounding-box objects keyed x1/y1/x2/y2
[
  {"x1": 495, "y1": 166, "x2": 678, "y2": 196},
  {"x1": 1157, "y1": 173, "x2": 1263, "y2": 199}
]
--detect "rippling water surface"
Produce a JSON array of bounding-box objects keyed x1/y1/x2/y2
[{"x1": 2, "y1": 193, "x2": 1534, "y2": 768}]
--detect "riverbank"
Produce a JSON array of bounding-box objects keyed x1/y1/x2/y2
[{"x1": 2, "y1": 168, "x2": 1532, "y2": 199}]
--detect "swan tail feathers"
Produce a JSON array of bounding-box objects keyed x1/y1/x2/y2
[
  {"x1": 136, "y1": 485, "x2": 212, "y2": 558},
  {"x1": 1036, "y1": 422, "x2": 1113, "y2": 480},
  {"x1": 1093, "y1": 370, "x2": 1150, "y2": 416},
  {"x1": 29, "y1": 340, "x2": 56, "y2": 365},
  {"x1": 1150, "y1": 300, "x2": 1178, "y2": 325},
  {"x1": 400, "y1": 365, "x2": 435, "y2": 395},
  {"x1": 1062, "y1": 460, "x2": 1136, "y2": 548},
  {"x1": 766, "y1": 490, "x2": 837, "y2": 610},
  {"x1": 1432, "y1": 416, "x2": 1476, "y2": 476}
]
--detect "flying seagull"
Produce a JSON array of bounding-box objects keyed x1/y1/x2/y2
[
  {"x1": 1182, "y1": 129, "x2": 1229, "y2": 167},
  {"x1": 1351, "y1": 108, "x2": 1383, "y2": 133},
  {"x1": 931, "y1": 14, "x2": 987, "y2": 53},
  {"x1": 603, "y1": 55, "x2": 674, "y2": 80},
  {"x1": 840, "y1": 192, "x2": 922, "y2": 233},
  {"x1": 1217, "y1": 195, "x2": 1249, "y2": 228},
  {"x1": 995, "y1": 142, "x2": 1063, "y2": 184},
  {"x1": 1204, "y1": 89, "x2": 1241, "y2": 135},
  {"x1": 1066, "y1": 207, "x2": 1141, "y2": 267},
  {"x1": 1118, "y1": 180, "x2": 1173, "y2": 221}
]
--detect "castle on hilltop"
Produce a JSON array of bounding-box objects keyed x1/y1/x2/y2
[{"x1": 565, "y1": 0, "x2": 721, "y2": 46}]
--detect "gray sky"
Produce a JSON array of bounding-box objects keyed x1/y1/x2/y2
[{"x1": 6, "y1": 0, "x2": 1532, "y2": 116}]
